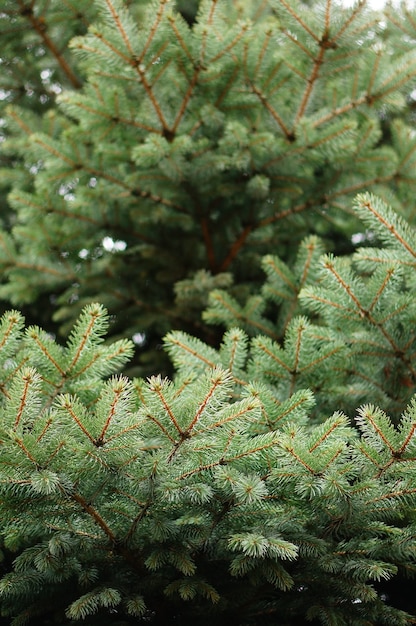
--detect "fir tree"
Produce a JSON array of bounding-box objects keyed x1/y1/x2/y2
[
  {"x1": 2, "y1": 1, "x2": 416, "y2": 625},
  {"x1": 2, "y1": 0, "x2": 416, "y2": 374},
  {"x1": 1, "y1": 224, "x2": 416, "y2": 624},
  {"x1": 0, "y1": 292, "x2": 415, "y2": 625}
]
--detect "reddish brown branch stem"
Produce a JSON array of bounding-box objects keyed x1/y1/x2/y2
[
  {"x1": 69, "y1": 490, "x2": 117, "y2": 542},
  {"x1": 218, "y1": 224, "x2": 254, "y2": 272},
  {"x1": 201, "y1": 217, "x2": 217, "y2": 272},
  {"x1": 18, "y1": 1, "x2": 82, "y2": 89}
]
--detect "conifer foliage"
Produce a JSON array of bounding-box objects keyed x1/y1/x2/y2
[
  {"x1": 0, "y1": 298, "x2": 416, "y2": 625},
  {"x1": 2, "y1": 1, "x2": 416, "y2": 625},
  {"x1": 2, "y1": 0, "x2": 416, "y2": 372},
  {"x1": 199, "y1": 193, "x2": 416, "y2": 420}
]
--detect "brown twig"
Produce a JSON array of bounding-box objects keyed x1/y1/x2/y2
[{"x1": 17, "y1": 0, "x2": 82, "y2": 89}]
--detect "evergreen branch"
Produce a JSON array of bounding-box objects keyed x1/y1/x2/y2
[
  {"x1": 124, "y1": 499, "x2": 152, "y2": 544},
  {"x1": 397, "y1": 139, "x2": 416, "y2": 171},
  {"x1": 0, "y1": 232, "x2": 16, "y2": 265},
  {"x1": 13, "y1": 370, "x2": 32, "y2": 430},
  {"x1": 145, "y1": 413, "x2": 176, "y2": 443},
  {"x1": 207, "y1": 0, "x2": 219, "y2": 30},
  {"x1": 323, "y1": 259, "x2": 415, "y2": 371},
  {"x1": 198, "y1": 12, "x2": 210, "y2": 67},
  {"x1": 14, "y1": 437, "x2": 38, "y2": 465},
  {"x1": 399, "y1": 333, "x2": 416, "y2": 356},
  {"x1": 178, "y1": 459, "x2": 226, "y2": 480},
  {"x1": 150, "y1": 381, "x2": 183, "y2": 435},
  {"x1": 0, "y1": 312, "x2": 21, "y2": 350},
  {"x1": 104, "y1": 0, "x2": 135, "y2": 57},
  {"x1": 90, "y1": 28, "x2": 170, "y2": 132},
  {"x1": 59, "y1": 397, "x2": 96, "y2": 444},
  {"x1": 359, "y1": 406, "x2": 396, "y2": 454},
  {"x1": 291, "y1": 320, "x2": 305, "y2": 380},
  {"x1": 14, "y1": 258, "x2": 74, "y2": 279},
  {"x1": 278, "y1": 0, "x2": 321, "y2": 42},
  {"x1": 68, "y1": 353, "x2": 100, "y2": 378},
  {"x1": 282, "y1": 446, "x2": 315, "y2": 472},
  {"x1": 298, "y1": 345, "x2": 344, "y2": 374},
  {"x1": 105, "y1": 433, "x2": 151, "y2": 450},
  {"x1": 274, "y1": 395, "x2": 313, "y2": 425},
  {"x1": 355, "y1": 251, "x2": 415, "y2": 268},
  {"x1": 309, "y1": 417, "x2": 345, "y2": 453},
  {"x1": 166, "y1": 440, "x2": 183, "y2": 463},
  {"x1": 263, "y1": 256, "x2": 296, "y2": 292},
  {"x1": 28, "y1": 330, "x2": 65, "y2": 376},
  {"x1": 168, "y1": 15, "x2": 193, "y2": 62},
  {"x1": 33, "y1": 135, "x2": 78, "y2": 167},
  {"x1": 186, "y1": 373, "x2": 223, "y2": 432},
  {"x1": 295, "y1": 46, "x2": 326, "y2": 125},
  {"x1": 375, "y1": 59, "x2": 416, "y2": 100},
  {"x1": 284, "y1": 31, "x2": 315, "y2": 61},
  {"x1": 360, "y1": 197, "x2": 416, "y2": 259},
  {"x1": 17, "y1": 0, "x2": 82, "y2": 89},
  {"x1": 253, "y1": 339, "x2": 291, "y2": 374},
  {"x1": 309, "y1": 122, "x2": 357, "y2": 150},
  {"x1": 91, "y1": 28, "x2": 132, "y2": 65},
  {"x1": 67, "y1": 306, "x2": 101, "y2": 371},
  {"x1": 255, "y1": 28, "x2": 274, "y2": 75},
  {"x1": 145, "y1": 42, "x2": 172, "y2": 81},
  {"x1": 284, "y1": 60, "x2": 308, "y2": 82},
  {"x1": 300, "y1": 240, "x2": 317, "y2": 286},
  {"x1": 202, "y1": 401, "x2": 259, "y2": 432},
  {"x1": 397, "y1": 422, "x2": 416, "y2": 456},
  {"x1": 97, "y1": 169, "x2": 184, "y2": 212},
  {"x1": 367, "y1": 487, "x2": 416, "y2": 504},
  {"x1": 36, "y1": 418, "x2": 52, "y2": 443},
  {"x1": 0, "y1": 357, "x2": 30, "y2": 401},
  {"x1": 68, "y1": 489, "x2": 117, "y2": 543},
  {"x1": 259, "y1": 201, "x2": 310, "y2": 228},
  {"x1": 58, "y1": 95, "x2": 162, "y2": 133},
  {"x1": 134, "y1": 64, "x2": 170, "y2": 134},
  {"x1": 177, "y1": 429, "x2": 236, "y2": 480},
  {"x1": 336, "y1": 363, "x2": 388, "y2": 396},
  {"x1": 207, "y1": 292, "x2": 279, "y2": 339},
  {"x1": 98, "y1": 383, "x2": 124, "y2": 443},
  {"x1": 319, "y1": 446, "x2": 344, "y2": 471},
  {"x1": 171, "y1": 68, "x2": 201, "y2": 135},
  {"x1": 249, "y1": 83, "x2": 293, "y2": 139},
  {"x1": 0, "y1": 383, "x2": 11, "y2": 401},
  {"x1": 139, "y1": 0, "x2": 169, "y2": 63},
  {"x1": 301, "y1": 292, "x2": 355, "y2": 315},
  {"x1": 189, "y1": 7, "x2": 243, "y2": 127},
  {"x1": 172, "y1": 377, "x2": 194, "y2": 400},
  {"x1": 323, "y1": 258, "x2": 366, "y2": 311},
  {"x1": 226, "y1": 332, "x2": 241, "y2": 374},
  {"x1": 367, "y1": 267, "x2": 396, "y2": 314},
  {"x1": 328, "y1": 174, "x2": 394, "y2": 199},
  {"x1": 163, "y1": 334, "x2": 216, "y2": 369},
  {"x1": 331, "y1": 0, "x2": 366, "y2": 43},
  {"x1": 210, "y1": 22, "x2": 249, "y2": 64},
  {"x1": 375, "y1": 456, "x2": 397, "y2": 478},
  {"x1": 262, "y1": 59, "x2": 290, "y2": 94},
  {"x1": 367, "y1": 48, "x2": 382, "y2": 96},
  {"x1": 385, "y1": 8, "x2": 415, "y2": 38},
  {"x1": 311, "y1": 94, "x2": 367, "y2": 128},
  {"x1": 212, "y1": 169, "x2": 318, "y2": 269},
  {"x1": 224, "y1": 438, "x2": 279, "y2": 463},
  {"x1": 43, "y1": 441, "x2": 66, "y2": 466},
  {"x1": 324, "y1": 0, "x2": 332, "y2": 32}
]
